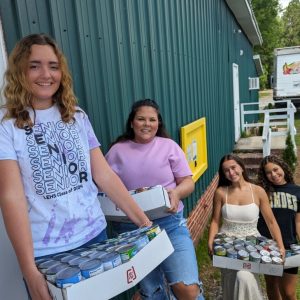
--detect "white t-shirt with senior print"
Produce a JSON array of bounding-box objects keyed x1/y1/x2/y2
[{"x1": 0, "y1": 105, "x2": 106, "y2": 257}]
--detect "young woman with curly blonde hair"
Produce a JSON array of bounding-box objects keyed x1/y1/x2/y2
[
  {"x1": 3, "y1": 33, "x2": 76, "y2": 127},
  {"x1": 0, "y1": 33, "x2": 152, "y2": 300}
]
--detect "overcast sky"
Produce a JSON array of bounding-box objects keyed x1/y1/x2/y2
[{"x1": 279, "y1": 0, "x2": 291, "y2": 9}]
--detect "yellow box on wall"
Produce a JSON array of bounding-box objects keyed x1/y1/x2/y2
[{"x1": 180, "y1": 118, "x2": 208, "y2": 182}]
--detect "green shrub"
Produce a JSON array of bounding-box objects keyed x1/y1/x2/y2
[
  {"x1": 282, "y1": 132, "x2": 297, "y2": 173},
  {"x1": 241, "y1": 131, "x2": 250, "y2": 138},
  {"x1": 259, "y1": 71, "x2": 268, "y2": 90}
]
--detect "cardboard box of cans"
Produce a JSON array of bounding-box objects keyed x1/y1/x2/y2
[
  {"x1": 98, "y1": 185, "x2": 171, "y2": 221},
  {"x1": 285, "y1": 255, "x2": 300, "y2": 268},
  {"x1": 46, "y1": 228, "x2": 174, "y2": 300},
  {"x1": 284, "y1": 244, "x2": 300, "y2": 269},
  {"x1": 213, "y1": 256, "x2": 283, "y2": 276},
  {"x1": 212, "y1": 233, "x2": 288, "y2": 276}
]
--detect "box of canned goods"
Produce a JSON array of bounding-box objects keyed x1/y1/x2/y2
[
  {"x1": 213, "y1": 255, "x2": 283, "y2": 276},
  {"x1": 47, "y1": 229, "x2": 174, "y2": 300},
  {"x1": 98, "y1": 185, "x2": 171, "y2": 221},
  {"x1": 212, "y1": 232, "x2": 284, "y2": 276},
  {"x1": 284, "y1": 244, "x2": 300, "y2": 269}
]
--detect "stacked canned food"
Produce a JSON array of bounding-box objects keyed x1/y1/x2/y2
[
  {"x1": 35, "y1": 225, "x2": 161, "y2": 288},
  {"x1": 286, "y1": 244, "x2": 300, "y2": 257},
  {"x1": 213, "y1": 233, "x2": 284, "y2": 265}
]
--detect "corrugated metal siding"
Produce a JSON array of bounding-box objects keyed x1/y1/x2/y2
[
  {"x1": 0, "y1": 0, "x2": 259, "y2": 216},
  {"x1": 0, "y1": 0, "x2": 260, "y2": 298}
]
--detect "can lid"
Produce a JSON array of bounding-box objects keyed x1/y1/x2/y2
[
  {"x1": 35, "y1": 258, "x2": 49, "y2": 266},
  {"x1": 39, "y1": 260, "x2": 60, "y2": 269},
  {"x1": 79, "y1": 259, "x2": 102, "y2": 271},
  {"x1": 223, "y1": 243, "x2": 233, "y2": 249},
  {"x1": 52, "y1": 253, "x2": 71, "y2": 260},
  {"x1": 238, "y1": 250, "x2": 249, "y2": 257},
  {"x1": 246, "y1": 245, "x2": 257, "y2": 252},
  {"x1": 68, "y1": 256, "x2": 90, "y2": 266},
  {"x1": 255, "y1": 245, "x2": 263, "y2": 251},
  {"x1": 250, "y1": 251, "x2": 261, "y2": 259},
  {"x1": 101, "y1": 251, "x2": 120, "y2": 262},
  {"x1": 233, "y1": 239, "x2": 244, "y2": 245},
  {"x1": 260, "y1": 250, "x2": 270, "y2": 256},
  {"x1": 61, "y1": 254, "x2": 78, "y2": 263},
  {"x1": 56, "y1": 267, "x2": 81, "y2": 280},
  {"x1": 117, "y1": 243, "x2": 136, "y2": 253},
  {"x1": 88, "y1": 250, "x2": 107, "y2": 259},
  {"x1": 272, "y1": 256, "x2": 283, "y2": 264},
  {"x1": 257, "y1": 236, "x2": 267, "y2": 242},
  {"x1": 71, "y1": 248, "x2": 88, "y2": 254},
  {"x1": 290, "y1": 244, "x2": 300, "y2": 251},
  {"x1": 227, "y1": 248, "x2": 237, "y2": 254},
  {"x1": 269, "y1": 245, "x2": 279, "y2": 252},
  {"x1": 261, "y1": 255, "x2": 272, "y2": 263},
  {"x1": 46, "y1": 263, "x2": 69, "y2": 275}
]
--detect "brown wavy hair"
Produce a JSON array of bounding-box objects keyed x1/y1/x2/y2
[
  {"x1": 217, "y1": 153, "x2": 252, "y2": 187},
  {"x1": 2, "y1": 33, "x2": 77, "y2": 128},
  {"x1": 258, "y1": 155, "x2": 294, "y2": 195}
]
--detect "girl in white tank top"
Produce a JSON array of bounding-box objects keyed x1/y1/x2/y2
[{"x1": 208, "y1": 154, "x2": 285, "y2": 300}]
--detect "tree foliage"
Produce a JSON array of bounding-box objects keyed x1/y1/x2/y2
[
  {"x1": 251, "y1": 0, "x2": 300, "y2": 88},
  {"x1": 282, "y1": 132, "x2": 297, "y2": 173},
  {"x1": 251, "y1": 0, "x2": 283, "y2": 88},
  {"x1": 281, "y1": 0, "x2": 300, "y2": 46}
]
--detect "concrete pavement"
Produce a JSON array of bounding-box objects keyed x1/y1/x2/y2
[{"x1": 234, "y1": 135, "x2": 286, "y2": 151}]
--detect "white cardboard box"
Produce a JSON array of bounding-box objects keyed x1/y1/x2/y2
[
  {"x1": 47, "y1": 230, "x2": 174, "y2": 300},
  {"x1": 284, "y1": 254, "x2": 300, "y2": 269},
  {"x1": 98, "y1": 185, "x2": 171, "y2": 221},
  {"x1": 213, "y1": 255, "x2": 283, "y2": 276}
]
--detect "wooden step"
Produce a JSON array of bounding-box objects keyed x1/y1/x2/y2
[{"x1": 236, "y1": 152, "x2": 263, "y2": 165}]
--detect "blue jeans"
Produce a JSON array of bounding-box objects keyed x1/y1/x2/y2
[{"x1": 113, "y1": 211, "x2": 205, "y2": 300}]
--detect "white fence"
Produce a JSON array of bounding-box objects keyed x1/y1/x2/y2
[{"x1": 241, "y1": 100, "x2": 297, "y2": 157}]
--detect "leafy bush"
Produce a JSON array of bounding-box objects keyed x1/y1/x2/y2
[
  {"x1": 282, "y1": 132, "x2": 297, "y2": 173},
  {"x1": 241, "y1": 131, "x2": 251, "y2": 138},
  {"x1": 267, "y1": 103, "x2": 274, "y2": 109},
  {"x1": 259, "y1": 72, "x2": 268, "y2": 90}
]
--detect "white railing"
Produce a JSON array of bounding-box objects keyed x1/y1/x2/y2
[
  {"x1": 261, "y1": 112, "x2": 272, "y2": 157},
  {"x1": 241, "y1": 100, "x2": 297, "y2": 157}
]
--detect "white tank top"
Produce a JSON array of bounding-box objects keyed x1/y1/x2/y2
[
  {"x1": 220, "y1": 184, "x2": 260, "y2": 237},
  {"x1": 222, "y1": 183, "x2": 259, "y2": 223}
]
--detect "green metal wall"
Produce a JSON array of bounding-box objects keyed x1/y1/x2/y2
[
  {"x1": 0, "y1": 0, "x2": 259, "y2": 221},
  {"x1": 0, "y1": 0, "x2": 260, "y2": 298}
]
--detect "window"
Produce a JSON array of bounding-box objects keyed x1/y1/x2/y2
[{"x1": 249, "y1": 77, "x2": 260, "y2": 90}]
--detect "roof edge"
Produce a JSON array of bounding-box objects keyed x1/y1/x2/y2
[{"x1": 226, "y1": 0, "x2": 263, "y2": 46}]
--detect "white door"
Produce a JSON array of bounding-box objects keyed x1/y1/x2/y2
[{"x1": 232, "y1": 63, "x2": 240, "y2": 142}]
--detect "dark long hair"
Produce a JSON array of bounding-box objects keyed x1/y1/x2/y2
[
  {"x1": 218, "y1": 153, "x2": 251, "y2": 187},
  {"x1": 258, "y1": 155, "x2": 294, "y2": 194},
  {"x1": 111, "y1": 99, "x2": 170, "y2": 146}
]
